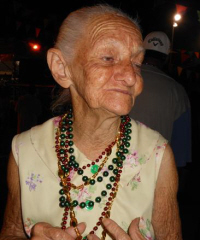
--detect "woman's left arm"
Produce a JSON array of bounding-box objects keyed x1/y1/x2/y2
[{"x1": 152, "y1": 144, "x2": 182, "y2": 240}]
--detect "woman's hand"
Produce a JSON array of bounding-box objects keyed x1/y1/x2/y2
[
  {"x1": 31, "y1": 222, "x2": 86, "y2": 240},
  {"x1": 88, "y1": 218, "x2": 146, "y2": 240}
]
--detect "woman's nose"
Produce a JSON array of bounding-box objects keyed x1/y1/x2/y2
[{"x1": 114, "y1": 63, "x2": 137, "y2": 86}]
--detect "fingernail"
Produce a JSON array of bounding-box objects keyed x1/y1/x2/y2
[
  {"x1": 87, "y1": 234, "x2": 92, "y2": 240},
  {"x1": 102, "y1": 218, "x2": 109, "y2": 224}
]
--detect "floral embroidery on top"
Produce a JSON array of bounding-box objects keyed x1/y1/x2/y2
[
  {"x1": 24, "y1": 218, "x2": 36, "y2": 237},
  {"x1": 127, "y1": 172, "x2": 141, "y2": 190},
  {"x1": 120, "y1": 218, "x2": 153, "y2": 240},
  {"x1": 139, "y1": 217, "x2": 153, "y2": 240},
  {"x1": 25, "y1": 173, "x2": 43, "y2": 191},
  {"x1": 53, "y1": 116, "x2": 62, "y2": 127},
  {"x1": 71, "y1": 187, "x2": 92, "y2": 208},
  {"x1": 155, "y1": 142, "x2": 167, "y2": 162},
  {"x1": 125, "y1": 150, "x2": 148, "y2": 169}
]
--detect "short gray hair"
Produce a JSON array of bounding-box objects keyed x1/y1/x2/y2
[
  {"x1": 51, "y1": 5, "x2": 141, "y2": 114},
  {"x1": 54, "y1": 4, "x2": 140, "y2": 64}
]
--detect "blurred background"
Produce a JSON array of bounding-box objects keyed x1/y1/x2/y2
[{"x1": 0, "y1": 0, "x2": 200, "y2": 239}]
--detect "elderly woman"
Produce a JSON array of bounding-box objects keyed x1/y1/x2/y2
[{"x1": 0, "y1": 5, "x2": 182, "y2": 240}]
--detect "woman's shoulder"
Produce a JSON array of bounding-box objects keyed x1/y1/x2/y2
[
  {"x1": 13, "y1": 116, "x2": 61, "y2": 144},
  {"x1": 130, "y1": 118, "x2": 167, "y2": 153}
]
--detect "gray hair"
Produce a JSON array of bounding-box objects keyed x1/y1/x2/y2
[
  {"x1": 51, "y1": 5, "x2": 141, "y2": 114},
  {"x1": 54, "y1": 4, "x2": 140, "y2": 63}
]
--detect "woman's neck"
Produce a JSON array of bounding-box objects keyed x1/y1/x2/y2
[{"x1": 72, "y1": 107, "x2": 121, "y2": 160}]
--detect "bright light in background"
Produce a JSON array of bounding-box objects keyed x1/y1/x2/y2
[
  {"x1": 174, "y1": 13, "x2": 181, "y2": 21},
  {"x1": 33, "y1": 44, "x2": 39, "y2": 50},
  {"x1": 173, "y1": 22, "x2": 178, "y2": 27},
  {"x1": 28, "y1": 42, "x2": 41, "y2": 51}
]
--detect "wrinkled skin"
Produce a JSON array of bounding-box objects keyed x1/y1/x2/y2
[
  {"x1": 69, "y1": 14, "x2": 144, "y2": 117},
  {"x1": 0, "y1": 12, "x2": 182, "y2": 240}
]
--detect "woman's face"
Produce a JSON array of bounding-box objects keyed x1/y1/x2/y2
[{"x1": 69, "y1": 14, "x2": 144, "y2": 116}]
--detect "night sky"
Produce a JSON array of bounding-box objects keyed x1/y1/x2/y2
[{"x1": 1, "y1": 0, "x2": 200, "y2": 52}]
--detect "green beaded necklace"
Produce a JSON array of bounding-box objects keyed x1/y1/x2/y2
[{"x1": 55, "y1": 107, "x2": 132, "y2": 239}]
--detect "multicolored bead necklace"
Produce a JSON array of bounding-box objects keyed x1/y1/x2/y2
[{"x1": 55, "y1": 107, "x2": 132, "y2": 239}]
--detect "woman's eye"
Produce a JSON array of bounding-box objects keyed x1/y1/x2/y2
[
  {"x1": 102, "y1": 56, "x2": 114, "y2": 62},
  {"x1": 132, "y1": 63, "x2": 142, "y2": 69},
  {"x1": 132, "y1": 63, "x2": 142, "y2": 70},
  {"x1": 132, "y1": 63, "x2": 142, "y2": 76}
]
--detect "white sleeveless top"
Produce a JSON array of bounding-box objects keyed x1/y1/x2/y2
[{"x1": 12, "y1": 117, "x2": 167, "y2": 240}]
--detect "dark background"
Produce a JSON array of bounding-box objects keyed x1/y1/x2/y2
[{"x1": 0, "y1": 0, "x2": 200, "y2": 239}]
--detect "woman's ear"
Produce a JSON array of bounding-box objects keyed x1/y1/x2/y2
[{"x1": 47, "y1": 48, "x2": 73, "y2": 88}]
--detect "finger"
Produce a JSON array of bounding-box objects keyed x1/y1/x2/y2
[
  {"x1": 87, "y1": 234, "x2": 100, "y2": 240},
  {"x1": 43, "y1": 225, "x2": 75, "y2": 240},
  {"x1": 128, "y1": 218, "x2": 146, "y2": 240},
  {"x1": 102, "y1": 218, "x2": 131, "y2": 240},
  {"x1": 65, "y1": 222, "x2": 87, "y2": 238}
]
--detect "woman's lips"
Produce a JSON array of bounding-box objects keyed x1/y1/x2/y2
[{"x1": 107, "y1": 89, "x2": 132, "y2": 96}]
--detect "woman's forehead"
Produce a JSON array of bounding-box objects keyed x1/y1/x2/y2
[
  {"x1": 81, "y1": 14, "x2": 142, "y2": 49},
  {"x1": 87, "y1": 14, "x2": 141, "y2": 40}
]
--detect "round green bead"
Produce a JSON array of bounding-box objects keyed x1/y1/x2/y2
[
  {"x1": 82, "y1": 176, "x2": 88, "y2": 182},
  {"x1": 72, "y1": 200, "x2": 78, "y2": 207},
  {"x1": 103, "y1": 171, "x2": 109, "y2": 177},
  {"x1": 69, "y1": 148, "x2": 74, "y2": 153},
  {"x1": 91, "y1": 164, "x2": 99, "y2": 174},
  {"x1": 119, "y1": 145, "x2": 124, "y2": 150},
  {"x1": 69, "y1": 141, "x2": 74, "y2": 146},
  {"x1": 116, "y1": 151, "x2": 121, "y2": 157},
  {"x1": 121, "y1": 155, "x2": 126, "y2": 160},
  {"x1": 90, "y1": 179, "x2": 96, "y2": 185},
  {"x1": 68, "y1": 127, "x2": 73, "y2": 132},
  {"x1": 77, "y1": 169, "x2": 84, "y2": 175},
  {"x1": 125, "y1": 142, "x2": 130, "y2": 148},
  {"x1": 61, "y1": 127, "x2": 66, "y2": 132},
  {"x1": 60, "y1": 134, "x2": 65, "y2": 139},
  {"x1": 85, "y1": 200, "x2": 94, "y2": 210},
  {"x1": 106, "y1": 184, "x2": 112, "y2": 190},
  {"x1": 127, "y1": 129, "x2": 132, "y2": 134},
  {"x1": 59, "y1": 189, "x2": 64, "y2": 195},
  {"x1": 67, "y1": 114, "x2": 72, "y2": 119},
  {"x1": 80, "y1": 202, "x2": 86, "y2": 208},
  {"x1": 70, "y1": 155, "x2": 75, "y2": 161},
  {"x1": 59, "y1": 202, "x2": 65, "y2": 208},
  {"x1": 64, "y1": 168, "x2": 69, "y2": 173},
  {"x1": 60, "y1": 141, "x2": 65, "y2": 146},
  {"x1": 95, "y1": 197, "x2": 101, "y2": 203},
  {"x1": 110, "y1": 176, "x2": 115, "y2": 182},
  {"x1": 59, "y1": 196, "x2": 65, "y2": 202},
  {"x1": 61, "y1": 165, "x2": 65, "y2": 171},
  {"x1": 68, "y1": 161, "x2": 74, "y2": 167},
  {"x1": 108, "y1": 165, "x2": 114, "y2": 170},
  {"x1": 74, "y1": 162, "x2": 79, "y2": 169},
  {"x1": 113, "y1": 169, "x2": 118, "y2": 175},
  {"x1": 68, "y1": 134, "x2": 73, "y2": 139},
  {"x1": 59, "y1": 149, "x2": 65, "y2": 154},
  {"x1": 97, "y1": 176, "x2": 103, "y2": 182},
  {"x1": 68, "y1": 120, "x2": 73, "y2": 125},
  {"x1": 112, "y1": 158, "x2": 118, "y2": 164},
  {"x1": 117, "y1": 162, "x2": 123, "y2": 167},
  {"x1": 64, "y1": 201, "x2": 70, "y2": 207},
  {"x1": 123, "y1": 148, "x2": 129, "y2": 153},
  {"x1": 101, "y1": 190, "x2": 107, "y2": 196},
  {"x1": 126, "y1": 135, "x2": 131, "y2": 141}
]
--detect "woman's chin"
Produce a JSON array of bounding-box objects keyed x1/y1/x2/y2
[{"x1": 105, "y1": 105, "x2": 133, "y2": 117}]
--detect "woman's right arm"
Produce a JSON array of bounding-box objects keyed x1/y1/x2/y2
[
  {"x1": 0, "y1": 152, "x2": 86, "y2": 240},
  {"x1": 0, "y1": 152, "x2": 27, "y2": 240}
]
